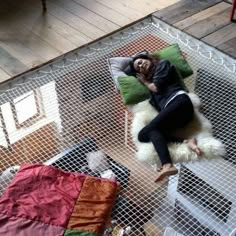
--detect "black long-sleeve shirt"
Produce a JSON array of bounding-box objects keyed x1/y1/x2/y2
[{"x1": 150, "y1": 59, "x2": 185, "y2": 111}]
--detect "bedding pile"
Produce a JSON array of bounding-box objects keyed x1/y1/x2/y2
[{"x1": 0, "y1": 164, "x2": 119, "y2": 236}]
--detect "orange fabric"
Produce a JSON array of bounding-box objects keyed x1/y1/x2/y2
[
  {"x1": 67, "y1": 176, "x2": 119, "y2": 235},
  {"x1": 113, "y1": 34, "x2": 169, "y2": 56},
  {"x1": 113, "y1": 34, "x2": 187, "y2": 59}
]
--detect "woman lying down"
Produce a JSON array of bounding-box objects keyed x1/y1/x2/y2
[{"x1": 130, "y1": 52, "x2": 202, "y2": 182}]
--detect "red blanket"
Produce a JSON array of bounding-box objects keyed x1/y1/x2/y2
[{"x1": 0, "y1": 164, "x2": 119, "y2": 236}]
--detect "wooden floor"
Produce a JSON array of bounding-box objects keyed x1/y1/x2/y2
[
  {"x1": 154, "y1": 0, "x2": 236, "y2": 59},
  {"x1": 0, "y1": 0, "x2": 235, "y2": 83},
  {"x1": 0, "y1": 0, "x2": 179, "y2": 82}
]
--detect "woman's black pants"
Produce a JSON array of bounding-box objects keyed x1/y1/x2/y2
[{"x1": 138, "y1": 94, "x2": 194, "y2": 165}]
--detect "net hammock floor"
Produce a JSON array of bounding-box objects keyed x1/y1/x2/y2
[{"x1": 0, "y1": 15, "x2": 236, "y2": 236}]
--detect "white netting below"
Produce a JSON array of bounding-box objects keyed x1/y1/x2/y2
[{"x1": 0, "y1": 16, "x2": 236, "y2": 236}]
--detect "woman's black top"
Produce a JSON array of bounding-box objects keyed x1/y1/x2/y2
[{"x1": 149, "y1": 59, "x2": 185, "y2": 111}]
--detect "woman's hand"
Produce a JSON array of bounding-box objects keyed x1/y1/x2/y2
[
  {"x1": 147, "y1": 83, "x2": 158, "y2": 93},
  {"x1": 136, "y1": 73, "x2": 146, "y2": 83},
  {"x1": 136, "y1": 73, "x2": 158, "y2": 93}
]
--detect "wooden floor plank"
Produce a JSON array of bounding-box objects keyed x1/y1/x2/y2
[
  {"x1": 183, "y1": 8, "x2": 231, "y2": 38},
  {"x1": 108, "y1": 0, "x2": 157, "y2": 15},
  {"x1": 0, "y1": 40, "x2": 44, "y2": 69},
  {"x1": 174, "y1": 2, "x2": 230, "y2": 29},
  {"x1": 153, "y1": 0, "x2": 222, "y2": 24},
  {"x1": 2, "y1": 0, "x2": 236, "y2": 82},
  {"x1": 0, "y1": 69, "x2": 11, "y2": 83},
  {"x1": 0, "y1": 0, "x2": 181, "y2": 81},
  {"x1": 117, "y1": 0, "x2": 180, "y2": 13},
  {"x1": 1, "y1": 2, "x2": 78, "y2": 54},
  {"x1": 4, "y1": 0, "x2": 90, "y2": 48},
  {"x1": 202, "y1": 23, "x2": 236, "y2": 46},
  {"x1": 0, "y1": 3, "x2": 65, "y2": 74},
  {"x1": 0, "y1": 19, "x2": 62, "y2": 63},
  {"x1": 217, "y1": 37, "x2": 236, "y2": 58},
  {"x1": 0, "y1": 4, "x2": 62, "y2": 63},
  {"x1": 73, "y1": 0, "x2": 132, "y2": 26},
  {"x1": 49, "y1": 0, "x2": 120, "y2": 33},
  {"x1": 12, "y1": 28, "x2": 62, "y2": 62},
  {"x1": 95, "y1": 0, "x2": 144, "y2": 20},
  {"x1": 46, "y1": 1, "x2": 105, "y2": 40},
  {"x1": 0, "y1": 47, "x2": 28, "y2": 76}
]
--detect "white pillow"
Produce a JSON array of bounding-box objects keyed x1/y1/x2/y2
[
  {"x1": 108, "y1": 51, "x2": 148, "y2": 89},
  {"x1": 107, "y1": 57, "x2": 132, "y2": 90}
]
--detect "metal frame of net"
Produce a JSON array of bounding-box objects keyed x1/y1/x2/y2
[{"x1": 0, "y1": 16, "x2": 236, "y2": 236}]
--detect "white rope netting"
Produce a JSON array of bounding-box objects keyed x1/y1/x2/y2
[{"x1": 0, "y1": 16, "x2": 236, "y2": 236}]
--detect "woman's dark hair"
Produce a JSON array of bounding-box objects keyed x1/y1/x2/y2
[
  {"x1": 129, "y1": 51, "x2": 160, "y2": 79},
  {"x1": 129, "y1": 51, "x2": 149, "y2": 73}
]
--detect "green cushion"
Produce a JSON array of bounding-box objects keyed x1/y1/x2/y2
[
  {"x1": 152, "y1": 43, "x2": 193, "y2": 78},
  {"x1": 118, "y1": 44, "x2": 191, "y2": 105},
  {"x1": 118, "y1": 76, "x2": 150, "y2": 105}
]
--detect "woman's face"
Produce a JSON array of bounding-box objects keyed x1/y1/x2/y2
[{"x1": 133, "y1": 58, "x2": 151, "y2": 75}]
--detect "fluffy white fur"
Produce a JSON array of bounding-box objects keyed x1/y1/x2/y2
[{"x1": 130, "y1": 93, "x2": 226, "y2": 167}]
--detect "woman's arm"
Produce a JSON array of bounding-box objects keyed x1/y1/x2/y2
[
  {"x1": 152, "y1": 60, "x2": 172, "y2": 90},
  {"x1": 146, "y1": 83, "x2": 158, "y2": 93},
  {"x1": 137, "y1": 73, "x2": 158, "y2": 93}
]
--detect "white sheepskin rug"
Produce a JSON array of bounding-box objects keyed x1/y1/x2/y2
[{"x1": 130, "y1": 93, "x2": 226, "y2": 167}]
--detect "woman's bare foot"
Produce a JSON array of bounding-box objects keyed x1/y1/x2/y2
[
  {"x1": 185, "y1": 137, "x2": 202, "y2": 156},
  {"x1": 155, "y1": 163, "x2": 178, "y2": 182}
]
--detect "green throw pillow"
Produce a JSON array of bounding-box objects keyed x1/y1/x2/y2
[
  {"x1": 152, "y1": 43, "x2": 193, "y2": 78},
  {"x1": 117, "y1": 43, "x2": 192, "y2": 105},
  {"x1": 118, "y1": 76, "x2": 150, "y2": 105}
]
